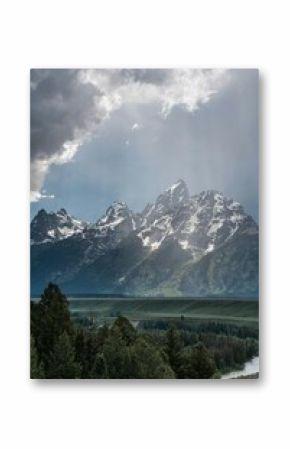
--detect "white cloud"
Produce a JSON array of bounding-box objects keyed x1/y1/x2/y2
[
  {"x1": 30, "y1": 190, "x2": 55, "y2": 202},
  {"x1": 83, "y1": 69, "x2": 228, "y2": 118},
  {"x1": 132, "y1": 123, "x2": 141, "y2": 131},
  {"x1": 159, "y1": 69, "x2": 228, "y2": 117}
]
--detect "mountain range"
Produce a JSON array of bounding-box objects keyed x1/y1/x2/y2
[{"x1": 31, "y1": 180, "x2": 259, "y2": 297}]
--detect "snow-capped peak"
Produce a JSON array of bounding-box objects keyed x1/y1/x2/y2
[
  {"x1": 140, "y1": 180, "x2": 190, "y2": 228},
  {"x1": 168, "y1": 179, "x2": 187, "y2": 194},
  {"x1": 158, "y1": 179, "x2": 189, "y2": 208},
  {"x1": 30, "y1": 208, "x2": 87, "y2": 244},
  {"x1": 138, "y1": 187, "x2": 257, "y2": 259},
  {"x1": 93, "y1": 201, "x2": 139, "y2": 238},
  {"x1": 97, "y1": 201, "x2": 129, "y2": 226},
  {"x1": 57, "y1": 208, "x2": 68, "y2": 216}
]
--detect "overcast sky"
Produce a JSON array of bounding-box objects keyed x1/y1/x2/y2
[{"x1": 30, "y1": 69, "x2": 259, "y2": 222}]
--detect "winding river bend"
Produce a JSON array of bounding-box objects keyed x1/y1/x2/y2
[{"x1": 221, "y1": 356, "x2": 259, "y2": 379}]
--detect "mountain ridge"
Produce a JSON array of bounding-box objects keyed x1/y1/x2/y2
[{"x1": 31, "y1": 180, "x2": 259, "y2": 297}]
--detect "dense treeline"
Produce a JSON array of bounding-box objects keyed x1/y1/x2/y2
[
  {"x1": 140, "y1": 319, "x2": 259, "y2": 340},
  {"x1": 139, "y1": 318, "x2": 258, "y2": 373},
  {"x1": 31, "y1": 284, "x2": 258, "y2": 379}
]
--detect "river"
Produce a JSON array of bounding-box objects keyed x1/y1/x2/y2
[{"x1": 221, "y1": 356, "x2": 259, "y2": 379}]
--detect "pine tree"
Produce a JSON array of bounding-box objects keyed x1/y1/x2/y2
[
  {"x1": 90, "y1": 353, "x2": 106, "y2": 379},
  {"x1": 192, "y1": 342, "x2": 216, "y2": 378},
  {"x1": 102, "y1": 327, "x2": 131, "y2": 378},
  {"x1": 82, "y1": 333, "x2": 100, "y2": 377},
  {"x1": 46, "y1": 331, "x2": 80, "y2": 379},
  {"x1": 31, "y1": 283, "x2": 74, "y2": 368},
  {"x1": 111, "y1": 316, "x2": 136, "y2": 345},
  {"x1": 130, "y1": 336, "x2": 175, "y2": 379},
  {"x1": 165, "y1": 324, "x2": 183, "y2": 374},
  {"x1": 30, "y1": 335, "x2": 45, "y2": 379},
  {"x1": 179, "y1": 342, "x2": 216, "y2": 379},
  {"x1": 96, "y1": 323, "x2": 109, "y2": 348}
]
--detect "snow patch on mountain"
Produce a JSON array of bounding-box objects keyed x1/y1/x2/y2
[{"x1": 180, "y1": 240, "x2": 190, "y2": 250}]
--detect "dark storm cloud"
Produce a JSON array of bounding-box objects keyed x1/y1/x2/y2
[
  {"x1": 30, "y1": 69, "x2": 109, "y2": 200},
  {"x1": 31, "y1": 69, "x2": 102, "y2": 161}
]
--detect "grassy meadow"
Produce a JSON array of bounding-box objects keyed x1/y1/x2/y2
[{"x1": 67, "y1": 297, "x2": 259, "y2": 328}]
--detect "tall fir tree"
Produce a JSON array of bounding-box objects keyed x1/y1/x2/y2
[
  {"x1": 179, "y1": 342, "x2": 217, "y2": 379},
  {"x1": 31, "y1": 283, "x2": 74, "y2": 369},
  {"x1": 130, "y1": 336, "x2": 175, "y2": 379},
  {"x1": 165, "y1": 324, "x2": 183, "y2": 374},
  {"x1": 46, "y1": 331, "x2": 80, "y2": 379},
  {"x1": 30, "y1": 335, "x2": 45, "y2": 379}
]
